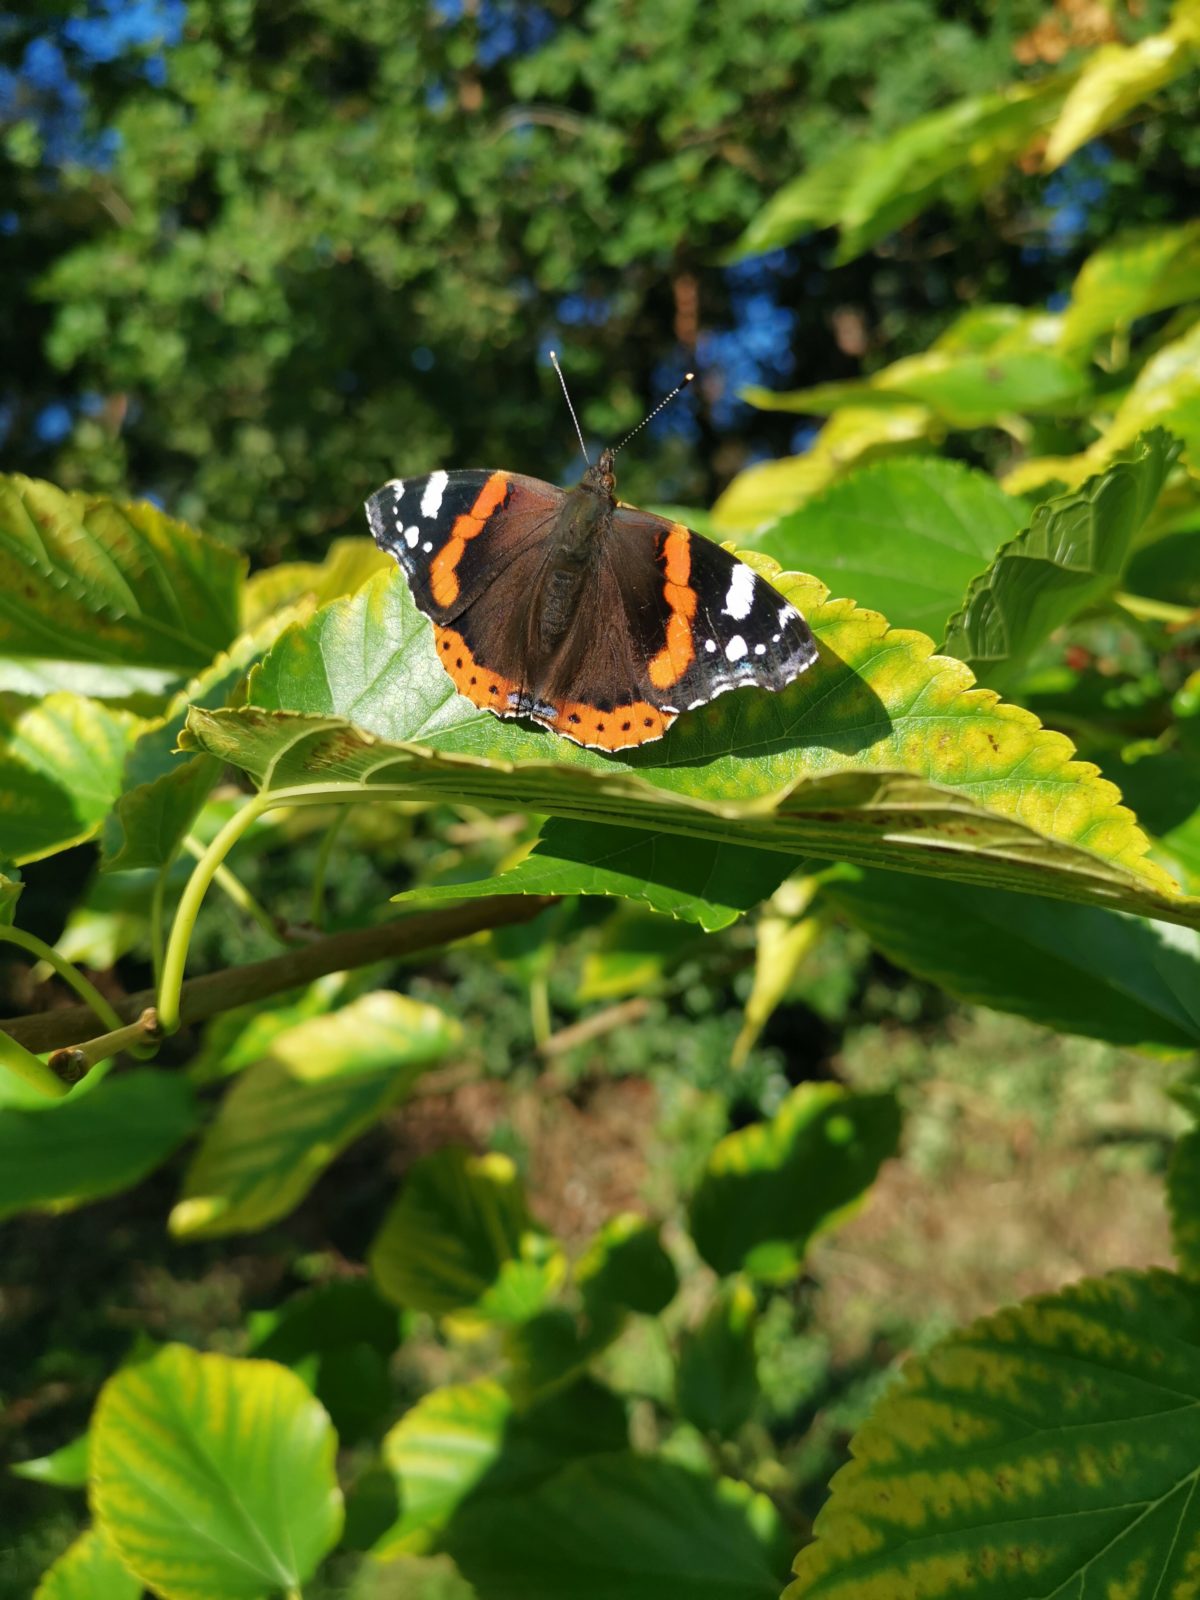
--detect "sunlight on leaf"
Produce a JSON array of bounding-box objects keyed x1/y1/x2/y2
[{"x1": 33, "y1": 1527, "x2": 139, "y2": 1600}]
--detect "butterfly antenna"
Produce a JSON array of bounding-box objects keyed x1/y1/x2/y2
[
  {"x1": 611, "y1": 370, "x2": 696, "y2": 457},
  {"x1": 549, "y1": 350, "x2": 591, "y2": 468}
]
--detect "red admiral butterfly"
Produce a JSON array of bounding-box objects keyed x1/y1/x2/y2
[{"x1": 365, "y1": 362, "x2": 817, "y2": 753}]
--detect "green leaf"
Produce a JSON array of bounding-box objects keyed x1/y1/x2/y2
[
  {"x1": 1060, "y1": 220, "x2": 1200, "y2": 353},
  {"x1": 746, "y1": 349, "x2": 1089, "y2": 430},
  {"x1": 0, "y1": 867, "x2": 22, "y2": 923},
  {"x1": 0, "y1": 1027, "x2": 69, "y2": 1106},
  {"x1": 33, "y1": 1527, "x2": 139, "y2": 1600},
  {"x1": 1169, "y1": 1130, "x2": 1200, "y2": 1279},
  {"x1": 170, "y1": 992, "x2": 457, "y2": 1238},
  {"x1": 12, "y1": 1431, "x2": 90, "y2": 1487},
  {"x1": 709, "y1": 405, "x2": 935, "y2": 533},
  {"x1": 240, "y1": 535, "x2": 392, "y2": 630},
  {"x1": 676, "y1": 1279, "x2": 760, "y2": 1438},
  {"x1": 826, "y1": 867, "x2": 1200, "y2": 1049},
  {"x1": 1044, "y1": 8, "x2": 1200, "y2": 170},
  {"x1": 397, "y1": 818, "x2": 794, "y2": 932},
  {"x1": 690, "y1": 1084, "x2": 901, "y2": 1281},
  {"x1": 92, "y1": 1343, "x2": 343, "y2": 1600},
  {"x1": 378, "y1": 1377, "x2": 627, "y2": 1555},
  {"x1": 742, "y1": 458, "x2": 1028, "y2": 640},
  {"x1": 103, "y1": 605, "x2": 310, "y2": 872},
  {"x1": 0, "y1": 1071, "x2": 197, "y2": 1219},
  {"x1": 351, "y1": 1553, "x2": 477, "y2": 1600},
  {"x1": 0, "y1": 692, "x2": 140, "y2": 865},
  {"x1": 445, "y1": 1454, "x2": 787, "y2": 1600},
  {"x1": 369, "y1": 1147, "x2": 561, "y2": 1321},
  {"x1": 575, "y1": 1214, "x2": 678, "y2": 1315},
  {"x1": 787, "y1": 1269, "x2": 1200, "y2": 1599},
  {"x1": 942, "y1": 430, "x2": 1175, "y2": 686},
  {"x1": 181, "y1": 562, "x2": 1200, "y2": 930},
  {"x1": 730, "y1": 76, "x2": 1072, "y2": 262},
  {"x1": 0, "y1": 475, "x2": 243, "y2": 671},
  {"x1": 1095, "y1": 318, "x2": 1200, "y2": 465}
]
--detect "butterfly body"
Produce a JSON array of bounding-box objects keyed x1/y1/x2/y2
[{"x1": 365, "y1": 448, "x2": 817, "y2": 752}]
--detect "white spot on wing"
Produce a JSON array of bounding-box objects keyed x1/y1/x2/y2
[
  {"x1": 778, "y1": 605, "x2": 797, "y2": 627},
  {"x1": 725, "y1": 635, "x2": 747, "y2": 661},
  {"x1": 386, "y1": 478, "x2": 405, "y2": 496},
  {"x1": 421, "y1": 470, "x2": 448, "y2": 519},
  {"x1": 704, "y1": 638, "x2": 717, "y2": 653},
  {"x1": 423, "y1": 541, "x2": 433, "y2": 552},
  {"x1": 721, "y1": 564, "x2": 756, "y2": 620},
  {"x1": 404, "y1": 525, "x2": 419, "y2": 548},
  {"x1": 754, "y1": 643, "x2": 766, "y2": 655}
]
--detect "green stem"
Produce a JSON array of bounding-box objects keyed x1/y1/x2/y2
[
  {"x1": 158, "y1": 790, "x2": 276, "y2": 1034},
  {"x1": 150, "y1": 866, "x2": 168, "y2": 990},
  {"x1": 309, "y1": 808, "x2": 349, "y2": 929},
  {"x1": 182, "y1": 833, "x2": 290, "y2": 947},
  {"x1": 0, "y1": 925, "x2": 124, "y2": 1034},
  {"x1": 529, "y1": 973, "x2": 552, "y2": 1049},
  {"x1": 1114, "y1": 591, "x2": 1197, "y2": 626}
]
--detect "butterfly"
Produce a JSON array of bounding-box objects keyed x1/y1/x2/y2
[{"x1": 365, "y1": 368, "x2": 817, "y2": 753}]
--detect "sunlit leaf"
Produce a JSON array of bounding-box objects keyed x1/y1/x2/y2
[
  {"x1": 942, "y1": 430, "x2": 1174, "y2": 686},
  {"x1": 378, "y1": 1377, "x2": 627, "y2": 1555},
  {"x1": 1044, "y1": 7, "x2": 1200, "y2": 170},
  {"x1": 787, "y1": 1270, "x2": 1200, "y2": 1598},
  {"x1": 92, "y1": 1344, "x2": 343, "y2": 1600},
  {"x1": 690, "y1": 1084, "x2": 901, "y2": 1281},
  {"x1": 1059, "y1": 220, "x2": 1200, "y2": 353},
  {"x1": 445, "y1": 1454, "x2": 788, "y2": 1600},
  {"x1": 12, "y1": 1431, "x2": 90, "y2": 1488},
  {"x1": 826, "y1": 866, "x2": 1200, "y2": 1049},
  {"x1": 0, "y1": 475, "x2": 243, "y2": 670},
  {"x1": 32, "y1": 1527, "x2": 139, "y2": 1600},
  {"x1": 0, "y1": 1028, "x2": 66, "y2": 1108},
  {"x1": 181, "y1": 559, "x2": 1199, "y2": 929},
  {"x1": 0, "y1": 692, "x2": 140, "y2": 865},
  {"x1": 732, "y1": 881, "x2": 822, "y2": 1067},
  {"x1": 369, "y1": 1147, "x2": 562, "y2": 1321},
  {"x1": 676, "y1": 1279, "x2": 760, "y2": 1437},
  {"x1": 170, "y1": 992, "x2": 457, "y2": 1238},
  {"x1": 0, "y1": 1071, "x2": 197, "y2": 1219},
  {"x1": 742, "y1": 458, "x2": 1028, "y2": 639},
  {"x1": 730, "y1": 76, "x2": 1072, "y2": 261},
  {"x1": 241, "y1": 535, "x2": 392, "y2": 630},
  {"x1": 746, "y1": 349, "x2": 1088, "y2": 430},
  {"x1": 710, "y1": 405, "x2": 935, "y2": 533}
]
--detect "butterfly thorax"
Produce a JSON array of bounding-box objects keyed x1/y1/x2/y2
[{"x1": 530, "y1": 454, "x2": 617, "y2": 660}]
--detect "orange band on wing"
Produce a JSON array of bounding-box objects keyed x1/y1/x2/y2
[
  {"x1": 429, "y1": 472, "x2": 509, "y2": 608},
  {"x1": 433, "y1": 624, "x2": 521, "y2": 710},
  {"x1": 538, "y1": 697, "x2": 674, "y2": 751},
  {"x1": 647, "y1": 523, "x2": 696, "y2": 690}
]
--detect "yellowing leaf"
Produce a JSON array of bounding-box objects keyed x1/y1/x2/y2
[
  {"x1": 33, "y1": 1528, "x2": 139, "y2": 1600},
  {"x1": 92, "y1": 1344, "x2": 343, "y2": 1600}
]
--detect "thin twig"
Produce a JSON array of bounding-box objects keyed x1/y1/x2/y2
[
  {"x1": 2, "y1": 896, "x2": 557, "y2": 1055},
  {"x1": 538, "y1": 997, "x2": 652, "y2": 1058}
]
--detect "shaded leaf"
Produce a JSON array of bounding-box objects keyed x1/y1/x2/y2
[
  {"x1": 182, "y1": 561, "x2": 1199, "y2": 929},
  {"x1": 0, "y1": 693, "x2": 140, "y2": 865},
  {"x1": 676, "y1": 1280, "x2": 760, "y2": 1438},
  {"x1": 1060, "y1": 220, "x2": 1200, "y2": 353},
  {"x1": 575, "y1": 1214, "x2": 678, "y2": 1315},
  {"x1": 1044, "y1": 7, "x2": 1200, "y2": 170},
  {"x1": 787, "y1": 1270, "x2": 1200, "y2": 1599},
  {"x1": 445, "y1": 1454, "x2": 787, "y2": 1600},
  {"x1": 942, "y1": 430, "x2": 1174, "y2": 686},
  {"x1": 1168, "y1": 1129, "x2": 1200, "y2": 1279},
  {"x1": 0, "y1": 1071, "x2": 197, "y2": 1220},
  {"x1": 690, "y1": 1084, "x2": 901, "y2": 1281},
  {"x1": 0, "y1": 475, "x2": 243, "y2": 670},
  {"x1": 826, "y1": 867, "x2": 1200, "y2": 1049},
  {"x1": 170, "y1": 992, "x2": 457, "y2": 1237},
  {"x1": 378, "y1": 1377, "x2": 627, "y2": 1555},
  {"x1": 742, "y1": 458, "x2": 1028, "y2": 639},
  {"x1": 369, "y1": 1147, "x2": 561, "y2": 1321},
  {"x1": 0, "y1": 867, "x2": 22, "y2": 923},
  {"x1": 351, "y1": 1553, "x2": 477, "y2": 1600},
  {"x1": 92, "y1": 1343, "x2": 343, "y2": 1600},
  {"x1": 397, "y1": 817, "x2": 794, "y2": 932},
  {"x1": 33, "y1": 1527, "x2": 139, "y2": 1600}
]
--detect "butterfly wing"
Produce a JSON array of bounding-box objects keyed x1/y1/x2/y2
[
  {"x1": 524, "y1": 509, "x2": 818, "y2": 752},
  {"x1": 366, "y1": 469, "x2": 566, "y2": 716}
]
